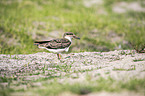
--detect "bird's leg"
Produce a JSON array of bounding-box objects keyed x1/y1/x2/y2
[
  {"x1": 57, "y1": 53, "x2": 59, "y2": 59},
  {"x1": 57, "y1": 53, "x2": 61, "y2": 60},
  {"x1": 59, "y1": 54, "x2": 61, "y2": 59}
]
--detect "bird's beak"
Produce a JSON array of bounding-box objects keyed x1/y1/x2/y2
[{"x1": 73, "y1": 35, "x2": 80, "y2": 39}]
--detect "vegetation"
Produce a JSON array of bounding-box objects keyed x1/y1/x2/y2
[
  {"x1": 0, "y1": 0, "x2": 145, "y2": 95},
  {"x1": 32, "y1": 77, "x2": 145, "y2": 96},
  {"x1": 113, "y1": 65, "x2": 136, "y2": 71},
  {"x1": 0, "y1": 0, "x2": 144, "y2": 54},
  {"x1": 0, "y1": 77, "x2": 145, "y2": 96}
]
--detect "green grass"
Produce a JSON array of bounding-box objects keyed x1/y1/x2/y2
[
  {"x1": 113, "y1": 66, "x2": 136, "y2": 71},
  {"x1": 0, "y1": 77, "x2": 144, "y2": 96},
  {"x1": 0, "y1": 0, "x2": 144, "y2": 54},
  {"x1": 133, "y1": 58, "x2": 145, "y2": 62}
]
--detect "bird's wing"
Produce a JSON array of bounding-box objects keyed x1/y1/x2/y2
[
  {"x1": 35, "y1": 39, "x2": 71, "y2": 49},
  {"x1": 34, "y1": 40, "x2": 51, "y2": 44},
  {"x1": 46, "y1": 39, "x2": 71, "y2": 49}
]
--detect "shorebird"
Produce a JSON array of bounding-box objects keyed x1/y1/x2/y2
[{"x1": 34, "y1": 32, "x2": 80, "y2": 59}]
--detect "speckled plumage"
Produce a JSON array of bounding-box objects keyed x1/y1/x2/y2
[
  {"x1": 34, "y1": 32, "x2": 80, "y2": 59},
  {"x1": 34, "y1": 38, "x2": 71, "y2": 49}
]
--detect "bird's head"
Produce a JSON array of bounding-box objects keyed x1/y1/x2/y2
[{"x1": 63, "y1": 32, "x2": 80, "y2": 41}]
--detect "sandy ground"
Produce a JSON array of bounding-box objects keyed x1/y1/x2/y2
[{"x1": 0, "y1": 50, "x2": 145, "y2": 95}]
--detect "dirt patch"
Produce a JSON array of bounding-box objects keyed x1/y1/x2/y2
[
  {"x1": 0, "y1": 50, "x2": 144, "y2": 81},
  {"x1": 83, "y1": 0, "x2": 103, "y2": 7},
  {"x1": 113, "y1": 2, "x2": 145, "y2": 13},
  {"x1": 0, "y1": 50, "x2": 145, "y2": 95}
]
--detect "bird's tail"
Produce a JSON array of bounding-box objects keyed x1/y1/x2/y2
[
  {"x1": 34, "y1": 41, "x2": 41, "y2": 46},
  {"x1": 34, "y1": 43, "x2": 40, "y2": 46},
  {"x1": 34, "y1": 40, "x2": 50, "y2": 46}
]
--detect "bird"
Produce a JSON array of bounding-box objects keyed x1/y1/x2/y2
[{"x1": 34, "y1": 32, "x2": 80, "y2": 59}]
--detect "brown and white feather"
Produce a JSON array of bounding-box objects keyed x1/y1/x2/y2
[{"x1": 34, "y1": 38, "x2": 71, "y2": 49}]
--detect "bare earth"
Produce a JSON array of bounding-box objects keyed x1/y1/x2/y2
[{"x1": 0, "y1": 50, "x2": 145, "y2": 96}]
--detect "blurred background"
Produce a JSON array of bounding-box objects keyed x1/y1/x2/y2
[{"x1": 0, "y1": 0, "x2": 145, "y2": 54}]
